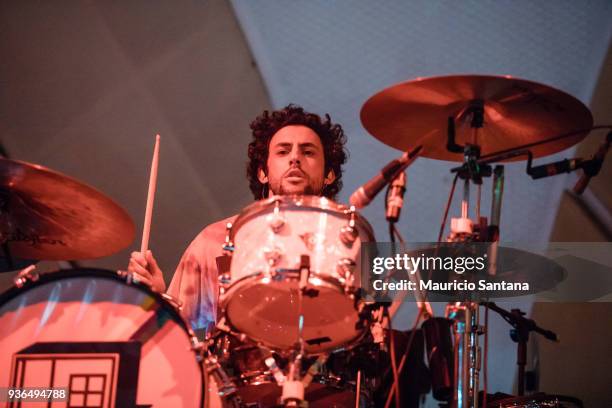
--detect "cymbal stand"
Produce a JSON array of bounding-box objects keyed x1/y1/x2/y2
[
  {"x1": 482, "y1": 302, "x2": 558, "y2": 397},
  {"x1": 280, "y1": 255, "x2": 311, "y2": 407},
  {"x1": 444, "y1": 109, "x2": 494, "y2": 408}
]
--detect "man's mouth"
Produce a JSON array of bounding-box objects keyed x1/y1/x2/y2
[{"x1": 285, "y1": 169, "x2": 305, "y2": 179}]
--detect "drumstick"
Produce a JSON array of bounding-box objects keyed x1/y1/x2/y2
[{"x1": 140, "y1": 134, "x2": 160, "y2": 254}]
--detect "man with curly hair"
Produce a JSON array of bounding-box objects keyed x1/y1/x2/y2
[{"x1": 128, "y1": 104, "x2": 348, "y2": 332}]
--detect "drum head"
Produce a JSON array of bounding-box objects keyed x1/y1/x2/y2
[
  {"x1": 0, "y1": 269, "x2": 203, "y2": 408},
  {"x1": 224, "y1": 274, "x2": 363, "y2": 354}
]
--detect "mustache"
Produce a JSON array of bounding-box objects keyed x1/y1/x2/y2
[{"x1": 284, "y1": 166, "x2": 306, "y2": 177}]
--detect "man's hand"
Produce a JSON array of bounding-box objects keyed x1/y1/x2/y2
[{"x1": 127, "y1": 250, "x2": 167, "y2": 292}]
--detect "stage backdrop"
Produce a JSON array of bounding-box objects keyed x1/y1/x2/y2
[
  {"x1": 0, "y1": 1, "x2": 611, "y2": 406},
  {"x1": 229, "y1": 0, "x2": 612, "y2": 403}
]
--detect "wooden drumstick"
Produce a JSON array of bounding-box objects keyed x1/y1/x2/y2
[{"x1": 141, "y1": 134, "x2": 160, "y2": 254}]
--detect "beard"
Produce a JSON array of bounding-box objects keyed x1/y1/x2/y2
[
  {"x1": 269, "y1": 177, "x2": 322, "y2": 197},
  {"x1": 276, "y1": 183, "x2": 316, "y2": 196}
]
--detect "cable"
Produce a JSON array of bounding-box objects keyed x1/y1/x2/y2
[
  {"x1": 384, "y1": 307, "x2": 425, "y2": 408},
  {"x1": 386, "y1": 307, "x2": 401, "y2": 408},
  {"x1": 389, "y1": 221, "x2": 396, "y2": 243},
  {"x1": 482, "y1": 303, "x2": 489, "y2": 408},
  {"x1": 392, "y1": 224, "x2": 406, "y2": 245}
]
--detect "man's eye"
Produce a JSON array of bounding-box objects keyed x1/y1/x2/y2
[
  {"x1": 277, "y1": 150, "x2": 289, "y2": 155},
  {"x1": 304, "y1": 150, "x2": 315, "y2": 156}
]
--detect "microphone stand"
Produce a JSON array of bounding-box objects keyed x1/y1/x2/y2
[{"x1": 481, "y1": 302, "x2": 558, "y2": 396}]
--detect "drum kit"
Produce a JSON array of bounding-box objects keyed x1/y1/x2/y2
[{"x1": 0, "y1": 75, "x2": 609, "y2": 407}]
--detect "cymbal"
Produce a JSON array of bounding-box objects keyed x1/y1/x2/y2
[
  {"x1": 0, "y1": 158, "x2": 135, "y2": 260},
  {"x1": 360, "y1": 75, "x2": 593, "y2": 162}
]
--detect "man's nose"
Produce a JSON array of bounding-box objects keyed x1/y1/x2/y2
[{"x1": 289, "y1": 149, "x2": 301, "y2": 165}]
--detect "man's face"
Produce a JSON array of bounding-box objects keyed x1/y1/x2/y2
[{"x1": 258, "y1": 125, "x2": 335, "y2": 197}]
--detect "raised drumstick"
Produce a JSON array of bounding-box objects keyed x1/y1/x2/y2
[{"x1": 141, "y1": 134, "x2": 160, "y2": 254}]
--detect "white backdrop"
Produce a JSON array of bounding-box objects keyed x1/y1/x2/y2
[{"x1": 230, "y1": 0, "x2": 612, "y2": 399}]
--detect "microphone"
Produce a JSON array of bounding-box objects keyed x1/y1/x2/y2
[
  {"x1": 528, "y1": 158, "x2": 583, "y2": 179},
  {"x1": 350, "y1": 145, "x2": 422, "y2": 209},
  {"x1": 385, "y1": 171, "x2": 406, "y2": 222},
  {"x1": 573, "y1": 132, "x2": 612, "y2": 195}
]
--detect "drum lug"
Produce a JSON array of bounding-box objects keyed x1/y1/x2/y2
[
  {"x1": 219, "y1": 273, "x2": 231, "y2": 287},
  {"x1": 263, "y1": 246, "x2": 283, "y2": 266},
  {"x1": 13, "y1": 265, "x2": 39, "y2": 288},
  {"x1": 222, "y1": 222, "x2": 234, "y2": 254},
  {"x1": 268, "y1": 200, "x2": 286, "y2": 233},
  {"x1": 337, "y1": 258, "x2": 356, "y2": 292},
  {"x1": 340, "y1": 206, "x2": 358, "y2": 247}
]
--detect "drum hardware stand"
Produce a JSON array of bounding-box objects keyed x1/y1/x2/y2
[
  {"x1": 481, "y1": 302, "x2": 558, "y2": 397},
  {"x1": 444, "y1": 112, "x2": 497, "y2": 408},
  {"x1": 204, "y1": 354, "x2": 241, "y2": 402},
  {"x1": 213, "y1": 317, "x2": 248, "y2": 344},
  {"x1": 279, "y1": 254, "x2": 311, "y2": 407}
]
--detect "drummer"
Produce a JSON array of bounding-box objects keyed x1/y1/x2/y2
[{"x1": 127, "y1": 104, "x2": 348, "y2": 333}]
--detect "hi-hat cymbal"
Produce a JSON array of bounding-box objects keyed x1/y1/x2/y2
[
  {"x1": 0, "y1": 158, "x2": 135, "y2": 260},
  {"x1": 360, "y1": 75, "x2": 593, "y2": 162}
]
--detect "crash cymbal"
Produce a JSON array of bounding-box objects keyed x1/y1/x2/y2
[
  {"x1": 0, "y1": 158, "x2": 135, "y2": 260},
  {"x1": 360, "y1": 75, "x2": 593, "y2": 162}
]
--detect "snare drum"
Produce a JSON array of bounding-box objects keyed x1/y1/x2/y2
[
  {"x1": 0, "y1": 268, "x2": 204, "y2": 408},
  {"x1": 219, "y1": 195, "x2": 375, "y2": 354}
]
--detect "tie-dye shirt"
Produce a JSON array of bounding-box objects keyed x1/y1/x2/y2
[{"x1": 167, "y1": 215, "x2": 236, "y2": 333}]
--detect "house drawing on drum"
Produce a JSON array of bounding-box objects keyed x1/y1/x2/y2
[{"x1": 9, "y1": 342, "x2": 148, "y2": 408}]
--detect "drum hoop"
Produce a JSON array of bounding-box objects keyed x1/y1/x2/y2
[
  {"x1": 220, "y1": 272, "x2": 367, "y2": 354},
  {"x1": 219, "y1": 270, "x2": 351, "y2": 308},
  {"x1": 0, "y1": 268, "x2": 200, "y2": 351},
  {"x1": 229, "y1": 195, "x2": 375, "y2": 241}
]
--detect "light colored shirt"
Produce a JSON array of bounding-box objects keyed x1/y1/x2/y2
[{"x1": 167, "y1": 215, "x2": 236, "y2": 332}]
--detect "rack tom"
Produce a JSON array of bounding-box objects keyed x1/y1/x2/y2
[{"x1": 219, "y1": 196, "x2": 375, "y2": 354}]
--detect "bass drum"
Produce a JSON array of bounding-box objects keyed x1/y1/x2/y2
[{"x1": 0, "y1": 268, "x2": 204, "y2": 408}]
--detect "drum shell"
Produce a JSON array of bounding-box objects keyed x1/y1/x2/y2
[
  {"x1": 228, "y1": 197, "x2": 373, "y2": 287},
  {"x1": 220, "y1": 196, "x2": 375, "y2": 354}
]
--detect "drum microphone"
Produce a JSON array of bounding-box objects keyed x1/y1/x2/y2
[
  {"x1": 573, "y1": 132, "x2": 611, "y2": 195},
  {"x1": 385, "y1": 171, "x2": 406, "y2": 223},
  {"x1": 528, "y1": 158, "x2": 583, "y2": 180},
  {"x1": 349, "y1": 145, "x2": 422, "y2": 209}
]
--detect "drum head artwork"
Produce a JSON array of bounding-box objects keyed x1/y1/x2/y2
[{"x1": 0, "y1": 269, "x2": 203, "y2": 408}]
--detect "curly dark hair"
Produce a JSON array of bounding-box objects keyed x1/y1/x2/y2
[{"x1": 247, "y1": 104, "x2": 348, "y2": 200}]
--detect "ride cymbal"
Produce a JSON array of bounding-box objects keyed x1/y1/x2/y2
[{"x1": 360, "y1": 75, "x2": 593, "y2": 162}]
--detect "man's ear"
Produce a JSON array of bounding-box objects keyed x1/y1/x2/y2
[
  {"x1": 324, "y1": 169, "x2": 336, "y2": 186},
  {"x1": 258, "y1": 167, "x2": 268, "y2": 184}
]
